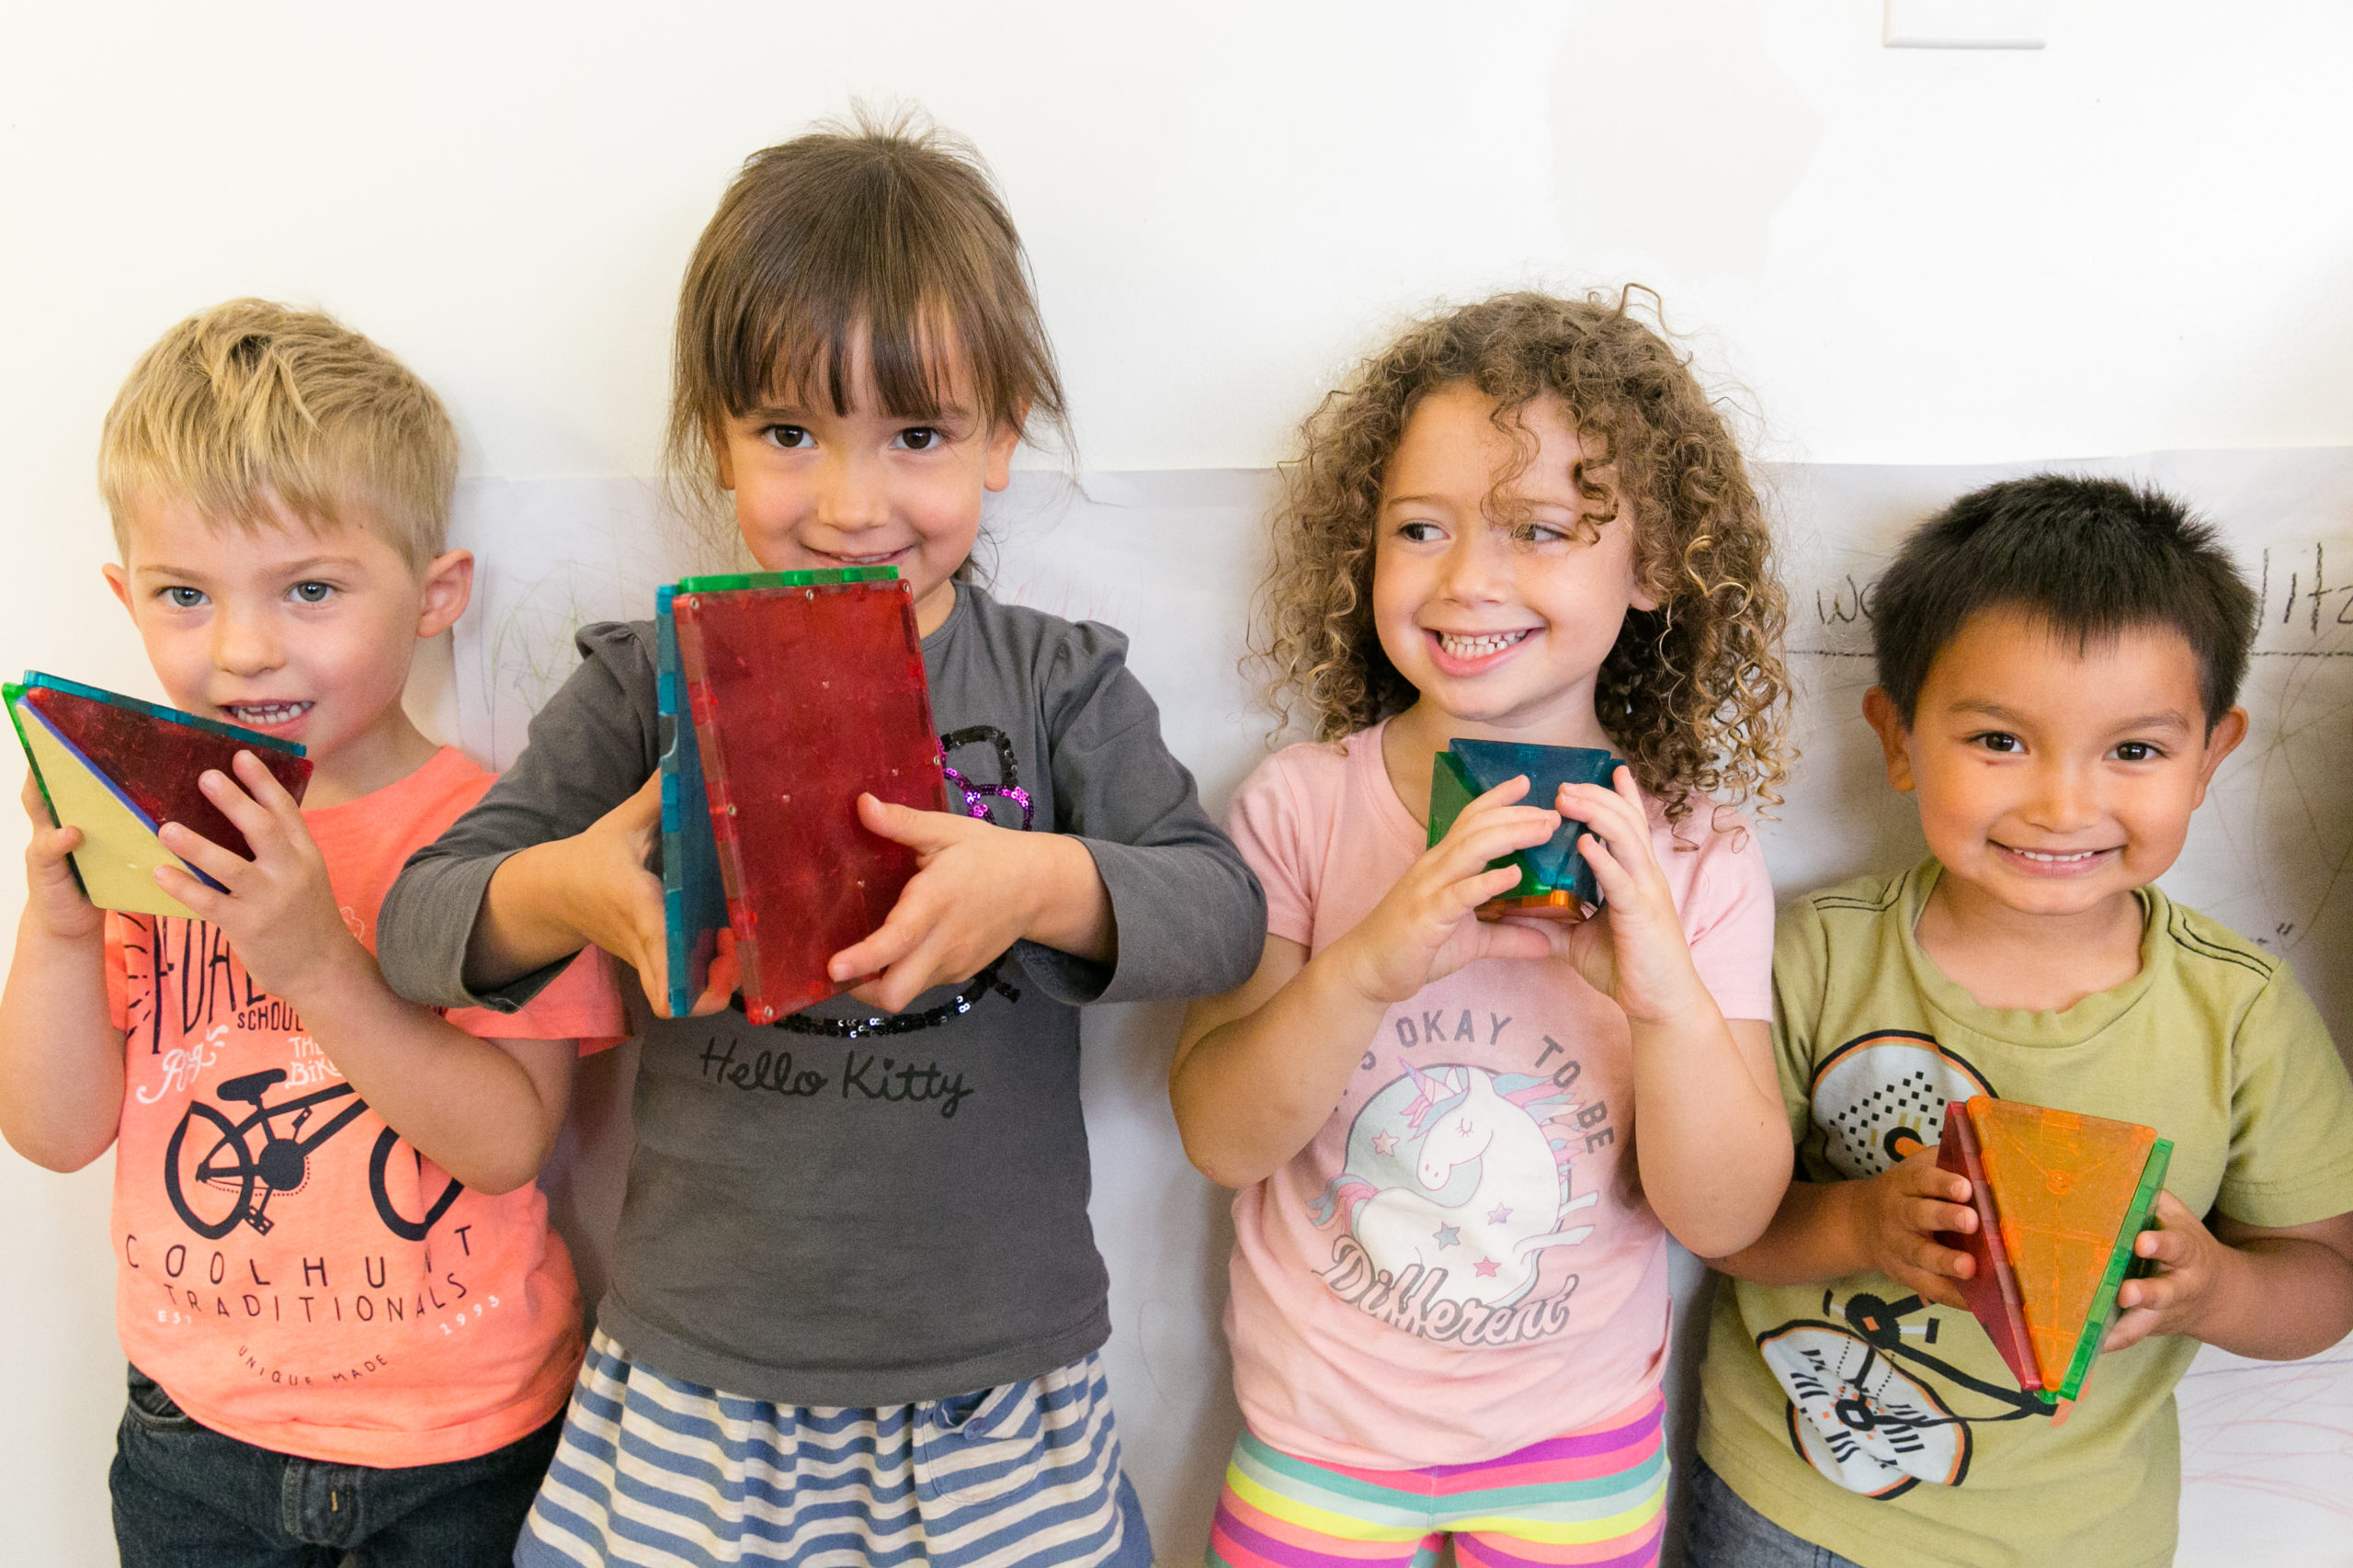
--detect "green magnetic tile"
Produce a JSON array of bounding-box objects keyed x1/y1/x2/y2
[{"x1": 674, "y1": 566, "x2": 902, "y2": 594}]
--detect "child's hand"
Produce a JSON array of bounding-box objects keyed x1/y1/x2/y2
[
  {"x1": 1849, "y1": 1143, "x2": 1980, "y2": 1308},
  {"x1": 2103, "y1": 1191, "x2": 2229, "y2": 1353},
  {"x1": 1543, "y1": 767, "x2": 1714, "y2": 1025},
  {"x1": 19, "y1": 771, "x2": 102, "y2": 943},
  {"x1": 827, "y1": 795, "x2": 1099, "y2": 1013},
  {"x1": 153, "y1": 752, "x2": 368, "y2": 1005},
  {"x1": 1329, "y1": 777, "x2": 1564, "y2": 1006},
  {"x1": 534, "y1": 773, "x2": 734, "y2": 1019}
]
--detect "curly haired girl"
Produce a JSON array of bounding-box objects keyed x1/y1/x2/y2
[{"x1": 1171, "y1": 290, "x2": 1794, "y2": 1567}]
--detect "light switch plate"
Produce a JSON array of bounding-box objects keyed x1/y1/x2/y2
[{"x1": 1884, "y1": 0, "x2": 2044, "y2": 49}]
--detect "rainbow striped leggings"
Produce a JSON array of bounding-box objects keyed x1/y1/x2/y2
[{"x1": 1207, "y1": 1397, "x2": 1666, "y2": 1568}]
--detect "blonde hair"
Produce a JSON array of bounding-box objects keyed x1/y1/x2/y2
[
  {"x1": 98, "y1": 298, "x2": 458, "y2": 570},
  {"x1": 1256, "y1": 289, "x2": 1790, "y2": 824},
  {"x1": 665, "y1": 108, "x2": 1069, "y2": 546}
]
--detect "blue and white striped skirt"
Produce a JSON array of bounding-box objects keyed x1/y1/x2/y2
[{"x1": 516, "y1": 1329, "x2": 1153, "y2": 1567}]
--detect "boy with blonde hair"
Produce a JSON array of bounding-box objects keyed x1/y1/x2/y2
[
  {"x1": 0, "y1": 299, "x2": 621, "y2": 1567},
  {"x1": 1689, "y1": 475, "x2": 2353, "y2": 1567}
]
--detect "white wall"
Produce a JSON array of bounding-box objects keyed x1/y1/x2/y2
[{"x1": 5, "y1": 3, "x2": 2353, "y2": 1562}]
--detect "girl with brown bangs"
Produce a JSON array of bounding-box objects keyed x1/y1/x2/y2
[
  {"x1": 1171, "y1": 290, "x2": 1794, "y2": 1566},
  {"x1": 377, "y1": 112, "x2": 1264, "y2": 1567}
]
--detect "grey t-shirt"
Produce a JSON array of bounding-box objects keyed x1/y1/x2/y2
[{"x1": 378, "y1": 585, "x2": 1265, "y2": 1405}]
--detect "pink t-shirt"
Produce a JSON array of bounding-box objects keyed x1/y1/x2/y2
[
  {"x1": 105, "y1": 746, "x2": 627, "y2": 1468},
  {"x1": 1223, "y1": 723, "x2": 1774, "y2": 1470}
]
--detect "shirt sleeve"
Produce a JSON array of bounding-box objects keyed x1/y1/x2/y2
[
  {"x1": 103, "y1": 912, "x2": 134, "y2": 1034},
  {"x1": 1678, "y1": 816, "x2": 1776, "y2": 1024},
  {"x1": 2217, "y1": 959, "x2": 2353, "y2": 1228},
  {"x1": 1022, "y1": 620, "x2": 1267, "y2": 1007},
  {"x1": 1770, "y1": 892, "x2": 1830, "y2": 1157},
  {"x1": 1224, "y1": 750, "x2": 1315, "y2": 949},
  {"x1": 445, "y1": 946, "x2": 629, "y2": 1054},
  {"x1": 377, "y1": 621, "x2": 661, "y2": 1013}
]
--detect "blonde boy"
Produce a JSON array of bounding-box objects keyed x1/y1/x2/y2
[{"x1": 0, "y1": 300, "x2": 620, "y2": 1568}]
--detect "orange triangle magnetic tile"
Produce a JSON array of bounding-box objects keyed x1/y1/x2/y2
[{"x1": 1967, "y1": 1098, "x2": 2156, "y2": 1392}]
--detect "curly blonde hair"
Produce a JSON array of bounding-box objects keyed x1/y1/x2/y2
[{"x1": 1254, "y1": 289, "x2": 1790, "y2": 824}]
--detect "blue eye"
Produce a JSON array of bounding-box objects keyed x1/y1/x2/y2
[
  {"x1": 290, "y1": 581, "x2": 334, "y2": 605},
  {"x1": 163, "y1": 586, "x2": 205, "y2": 608}
]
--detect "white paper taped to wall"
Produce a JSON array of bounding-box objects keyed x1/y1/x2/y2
[{"x1": 439, "y1": 451, "x2": 2353, "y2": 1568}]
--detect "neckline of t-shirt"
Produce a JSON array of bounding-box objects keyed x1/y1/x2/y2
[
  {"x1": 1354, "y1": 719, "x2": 1436, "y2": 858},
  {"x1": 1897, "y1": 858, "x2": 2164, "y2": 1050},
  {"x1": 301, "y1": 744, "x2": 474, "y2": 829},
  {"x1": 919, "y1": 579, "x2": 974, "y2": 652}
]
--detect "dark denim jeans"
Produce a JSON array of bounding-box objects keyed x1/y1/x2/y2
[
  {"x1": 1681, "y1": 1458, "x2": 1870, "y2": 1568},
  {"x1": 110, "y1": 1365, "x2": 563, "y2": 1568}
]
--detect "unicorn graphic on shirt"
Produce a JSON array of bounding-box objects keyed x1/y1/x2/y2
[{"x1": 1309, "y1": 1060, "x2": 1599, "y2": 1309}]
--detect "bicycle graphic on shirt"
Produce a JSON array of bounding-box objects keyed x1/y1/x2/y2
[
  {"x1": 163, "y1": 1069, "x2": 463, "y2": 1243},
  {"x1": 1759, "y1": 1288, "x2": 2060, "y2": 1499}
]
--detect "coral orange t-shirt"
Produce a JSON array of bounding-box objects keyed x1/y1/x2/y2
[
  {"x1": 104, "y1": 746, "x2": 625, "y2": 1468},
  {"x1": 1222, "y1": 725, "x2": 1775, "y2": 1470}
]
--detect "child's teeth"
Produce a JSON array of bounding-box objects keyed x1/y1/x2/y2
[
  {"x1": 230, "y1": 702, "x2": 309, "y2": 724},
  {"x1": 1438, "y1": 631, "x2": 1529, "y2": 658},
  {"x1": 2018, "y1": 847, "x2": 2096, "y2": 862}
]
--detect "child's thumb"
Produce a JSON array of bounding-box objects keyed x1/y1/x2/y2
[
  {"x1": 618, "y1": 770, "x2": 665, "y2": 825},
  {"x1": 1474, "y1": 921, "x2": 1560, "y2": 963},
  {"x1": 857, "y1": 792, "x2": 955, "y2": 848}
]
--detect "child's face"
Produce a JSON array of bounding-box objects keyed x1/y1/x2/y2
[
  {"x1": 712, "y1": 347, "x2": 1019, "y2": 637},
  {"x1": 1865, "y1": 606, "x2": 2248, "y2": 924},
  {"x1": 102, "y1": 494, "x2": 470, "y2": 770},
  {"x1": 1371, "y1": 384, "x2": 1656, "y2": 738}
]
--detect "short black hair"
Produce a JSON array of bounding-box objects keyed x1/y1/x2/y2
[{"x1": 1872, "y1": 474, "x2": 2256, "y2": 728}]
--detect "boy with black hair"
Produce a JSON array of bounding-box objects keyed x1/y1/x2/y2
[{"x1": 1688, "y1": 475, "x2": 2353, "y2": 1567}]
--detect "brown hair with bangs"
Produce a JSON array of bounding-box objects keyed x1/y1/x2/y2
[
  {"x1": 666, "y1": 108, "x2": 1069, "y2": 537},
  {"x1": 1256, "y1": 289, "x2": 1791, "y2": 824}
]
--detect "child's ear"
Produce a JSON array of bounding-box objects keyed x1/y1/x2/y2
[
  {"x1": 101, "y1": 562, "x2": 133, "y2": 618},
  {"x1": 1628, "y1": 559, "x2": 1663, "y2": 615},
  {"x1": 2189, "y1": 705, "x2": 2250, "y2": 806},
  {"x1": 415, "y1": 549, "x2": 474, "y2": 640},
  {"x1": 983, "y1": 403, "x2": 1028, "y2": 494},
  {"x1": 1861, "y1": 687, "x2": 1916, "y2": 793}
]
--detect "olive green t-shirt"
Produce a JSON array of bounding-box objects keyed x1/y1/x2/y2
[{"x1": 1698, "y1": 862, "x2": 2353, "y2": 1568}]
